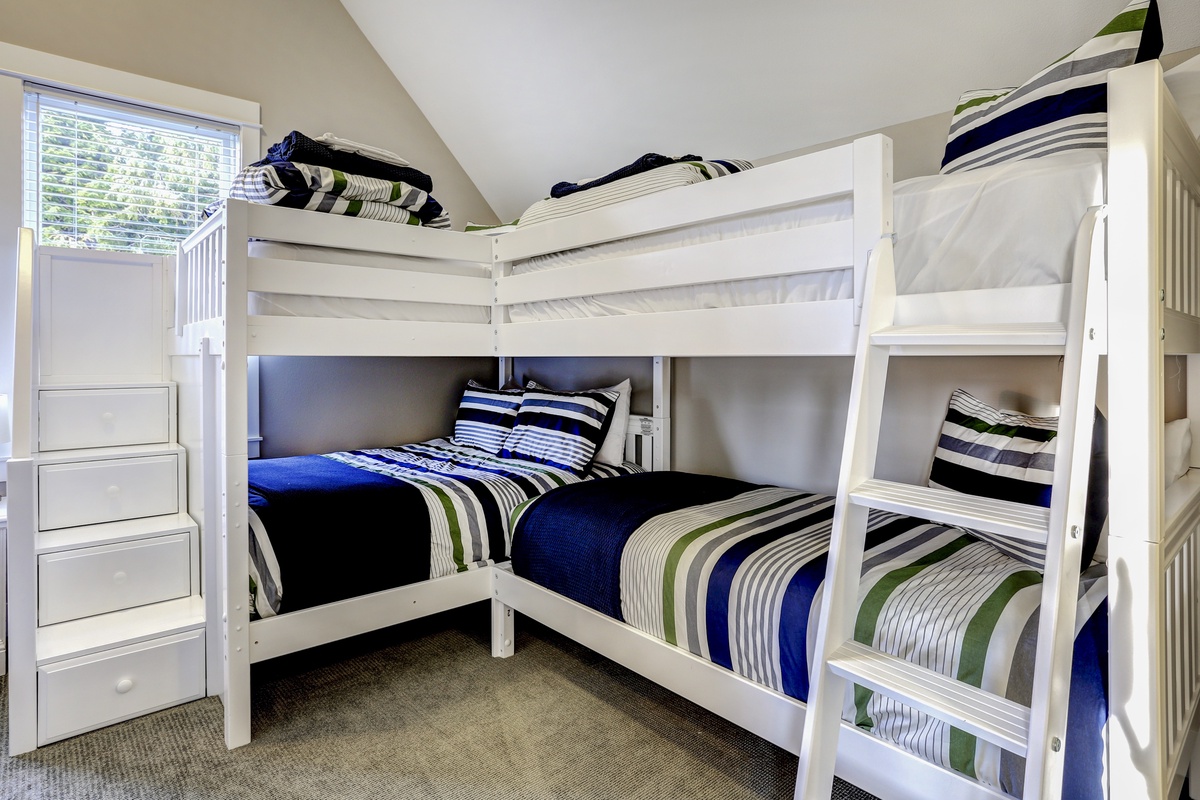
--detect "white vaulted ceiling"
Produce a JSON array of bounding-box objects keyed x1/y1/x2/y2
[{"x1": 341, "y1": 0, "x2": 1200, "y2": 223}]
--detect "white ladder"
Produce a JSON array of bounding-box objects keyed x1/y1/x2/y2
[{"x1": 795, "y1": 205, "x2": 1108, "y2": 799}]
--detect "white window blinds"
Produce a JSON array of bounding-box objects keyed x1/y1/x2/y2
[{"x1": 23, "y1": 86, "x2": 240, "y2": 255}]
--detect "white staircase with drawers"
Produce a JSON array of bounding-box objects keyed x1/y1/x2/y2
[{"x1": 7, "y1": 232, "x2": 205, "y2": 754}]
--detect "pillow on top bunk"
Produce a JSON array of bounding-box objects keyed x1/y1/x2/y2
[
  {"x1": 452, "y1": 381, "x2": 523, "y2": 454},
  {"x1": 527, "y1": 379, "x2": 632, "y2": 467},
  {"x1": 1165, "y1": 54, "x2": 1200, "y2": 140},
  {"x1": 928, "y1": 389, "x2": 1108, "y2": 568},
  {"x1": 940, "y1": 0, "x2": 1162, "y2": 174},
  {"x1": 501, "y1": 386, "x2": 620, "y2": 476}
]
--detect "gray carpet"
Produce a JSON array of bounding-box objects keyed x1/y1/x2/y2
[{"x1": 0, "y1": 605, "x2": 878, "y2": 799}]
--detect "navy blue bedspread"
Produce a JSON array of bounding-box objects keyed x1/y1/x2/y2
[{"x1": 248, "y1": 454, "x2": 432, "y2": 614}]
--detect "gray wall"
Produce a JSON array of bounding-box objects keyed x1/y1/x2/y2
[{"x1": 258, "y1": 356, "x2": 494, "y2": 457}]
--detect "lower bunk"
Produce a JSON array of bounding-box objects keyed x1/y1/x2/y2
[
  {"x1": 493, "y1": 471, "x2": 1111, "y2": 800},
  {"x1": 243, "y1": 438, "x2": 642, "y2": 662}
]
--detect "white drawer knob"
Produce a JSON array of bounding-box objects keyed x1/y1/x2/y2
[
  {"x1": 113, "y1": 571, "x2": 128, "y2": 585},
  {"x1": 106, "y1": 485, "x2": 121, "y2": 497},
  {"x1": 115, "y1": 678, "x2": 134, "y2": 695},
  {"x1": 101, "y1": 412, "x2": 115, "y2": 424}
]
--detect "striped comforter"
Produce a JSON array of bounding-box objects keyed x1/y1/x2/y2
[
  {"x1": 248, "y1": 439, "x2": 638, "y2": 617},
  {"x1": 516, "y1": 159, "x2": 753, "y2": 229},
  {"x1": 225, "y1": 160, "x2": 451, "y2": 228},
  {"x1": 511, "y1": 473, "x2": 1106, "y2": 798}
]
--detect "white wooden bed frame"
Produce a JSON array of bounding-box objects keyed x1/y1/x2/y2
[{"x1": 166, "y1": 61, "x2": 1200, "y2": 800}]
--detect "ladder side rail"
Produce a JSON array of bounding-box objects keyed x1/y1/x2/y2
[
  {"x1": 1023, "y1": 205, "x2": 1108, "y2": 797},
  {"x1": 795, "y1": 236, "x2": 896, "y2": 799}
]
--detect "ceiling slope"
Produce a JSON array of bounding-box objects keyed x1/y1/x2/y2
[{"x1": 342, "y1": 0, "x2": 1200, "y2": 223}]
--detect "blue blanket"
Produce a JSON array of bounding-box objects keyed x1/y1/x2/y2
[{"x1": 248, "y1": 453, "x2": 433, "y2": 615}]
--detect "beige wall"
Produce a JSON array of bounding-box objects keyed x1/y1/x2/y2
[{"x1": 0, "y1": 0, "x2": 498, "y2": 230}]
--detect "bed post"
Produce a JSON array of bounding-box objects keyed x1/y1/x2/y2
[
  {"x1": 852, "y1": 134, "x2": 893, "y2": 326},
  {"x1": 653, "y1": 356, "x2": 671, "y2": 470},
  {"x1": 1107, "y1": 60, "x2": 1168, "y2": 800},
  {"x1": 491, "y1": 582, "x2": 515, "y2": 658},
  {"x1": 219, "y1": 200, "x2": 252, "y2": 748}
]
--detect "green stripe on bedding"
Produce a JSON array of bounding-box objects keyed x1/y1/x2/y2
[
  {"x1": 853, "y1": 533, "x2": 976, "y2": 730},
  {"x1": 661, "y1": 493, "x2": 799, "y2": 645},
  {"x1": 948, "y1": 568, "x2": 1043, "y2": 777}
]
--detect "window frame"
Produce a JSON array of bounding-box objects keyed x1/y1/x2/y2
[{"x1": 23, "y1": 84, "x2": 243, "y2": 255}]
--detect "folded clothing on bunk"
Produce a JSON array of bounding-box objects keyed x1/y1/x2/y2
[
  {"x1": 260, "y1": 130, "x2": 433, "y2": 190},
  {"x1": 215, "y1": 130, "x2": 451, "y2": 227},
  {"x1": 226, "y1": 160, "x2": 449, "y2": 227},
  {"x1": 517, "y1": 157, "x2": 753, "y2": 228},
  {"x1": 510, "y1": 471, "x2": 1108, "y2": 800},
  {"x1": 550, "y1": 152, "x2": 702, "y2": 198}
]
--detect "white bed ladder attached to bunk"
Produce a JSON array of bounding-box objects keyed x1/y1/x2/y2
[{"x1": 795, "y1": 205, "x2": 1109, "y2": 800}]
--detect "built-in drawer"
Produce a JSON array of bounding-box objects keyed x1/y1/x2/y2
[
  {"x1": 39, "y1": 387, "x2": 170, "y2": 452},
  {"x1": 38, "y1": 454, "x2": 179, "y2": 531},
  {"x1": 37, "y1": 629, "x2": 205, "y2": 745},
  {"x1": 38, "y1": 533, "x2": 192, "y2": 625}
]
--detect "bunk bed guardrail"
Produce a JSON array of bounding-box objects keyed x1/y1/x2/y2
[
  {"x1": 176, "y1": 201, "x2": 496, "y2": 358},
  {"x1": 173, "y1": 137, "x2": 893, "y2": 360}
]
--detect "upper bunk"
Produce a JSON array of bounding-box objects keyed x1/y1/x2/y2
[{"x1": 171, "y1": 61, "x2": 1200, "y2": 362}]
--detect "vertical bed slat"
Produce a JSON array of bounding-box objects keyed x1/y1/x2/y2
[{"x1": 1166, "y1": 169, "x2": 1176, "y2": 310}]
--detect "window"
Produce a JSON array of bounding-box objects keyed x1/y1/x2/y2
[{"x1": 22, "y1": 86, "x2": 239, "y2": 254}]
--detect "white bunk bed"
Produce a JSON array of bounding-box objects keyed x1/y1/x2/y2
[{"x1": 169, "y1": 61, "x2": 1200, "y2": 800}]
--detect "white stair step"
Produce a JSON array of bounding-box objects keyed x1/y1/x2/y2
[
  {"x1": 871, "y1": 323, "x2": 1066, "y2": 351},
  {"x1": 850, "y1": 479, "x2": 1050, "y2": 543},
  {"x1": 827, "y1": 640, "x2": 1031, "y2": 756}
]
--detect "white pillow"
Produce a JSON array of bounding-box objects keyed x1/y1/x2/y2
[
  {"x1": 1165, "y1": 54, "x2": 1200, "y2": 140},
  {"x1": 526, "y1": 378, "x2": 632, "y2": 467},
  {"x1": 594, "y1": 379, "x2": 632, "y2": 467},
  {"x1": 1165, "y1": 418, "x2": 1193, "y2": 486}
]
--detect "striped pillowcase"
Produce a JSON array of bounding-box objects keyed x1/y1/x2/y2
[
  {"x1": 929, "y1": 390, "x2": 1058, "y2": 565},
  {"x1": 452, "y1": 381, "x2": 523, "y2": 454},
  {"x1": 940, "y1": 0, "x2": 1162, "y2": 174},
  {"x1": 501, "y1": 387, "x2": 620, "y2": 476},
  {"x1": 930, "y1": 390, "x2": 1110, "y2": 569}
]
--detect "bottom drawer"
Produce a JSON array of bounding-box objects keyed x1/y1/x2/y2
[{"x1": 38, "y1": 629, "x2": 205, "y2": 745}]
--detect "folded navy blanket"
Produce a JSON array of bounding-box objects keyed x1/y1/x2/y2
[
  {"x1": 550, "y1": 152, "x2": 702, "y2": 198},
  {"x1": 257, "y1": 130, "x2": 434, "y2": 193}
]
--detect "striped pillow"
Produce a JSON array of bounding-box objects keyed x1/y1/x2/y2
[
  {"x1": 940, "y1": 0, "x2": 1162, "y2": 174},
  {"x1": 929, "y1": 389, "x2": 1108, "y2": 568},
  {"x1": 452, "y1": 381, "x2": 523, "y2": 454},
  {"x1": 501, "y1": 387, "x2": 619, "y2": 476}
]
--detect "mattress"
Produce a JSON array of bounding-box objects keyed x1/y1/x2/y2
[
  {"x1": 246, "y1": 240, "x2": 492, "y2": 323},
  {"x1": 246, "y1": 439, "x2": 640, "y2": 617},
  {"x1": 506, "y1": 150, "x2": 1105, "y2": 322},
  {"x1": 510, "y1": 472, "x2": 1107, "y2": 799}
]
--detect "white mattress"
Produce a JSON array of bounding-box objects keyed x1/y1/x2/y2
[
  {"x1": 507, "y1": 149, "x2": 1105, "y2": 322},
  {"x1": 246, "y1": 240, "x2": 492, "y2": 323}
]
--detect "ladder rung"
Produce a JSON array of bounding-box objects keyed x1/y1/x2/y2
[
  {"x1": 871, "y1": 323, "x2": 1066, "y2": 351},
  {"x1": 827, "y1": 640, "x2": 1031, "y2": 756},
  {"x1": 850, "y1": 479, "x2": 1050, "y2": 543}
]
